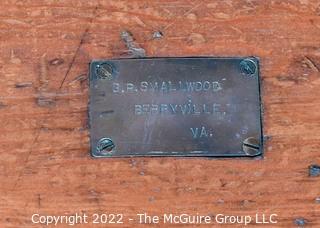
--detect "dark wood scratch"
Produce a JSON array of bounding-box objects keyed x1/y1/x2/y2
[
  {"x1": 37, "y1": 194, "x2": 41, "y2": 208},
  {"x1": 11, "y1": 129, "x2": 41, "y2": 191},
  {"x1": 59, "y1": 6, "x2": 99, "y2": 89},
  {"x1": 2, "y1": 1, "x2": 320, "y2": 227},
  {"x1": 59, "y1": 29, "x2": 89, "y2": 89},
  {"x1": 15, "y1": 82, "x2": 33, "y2": 88}
]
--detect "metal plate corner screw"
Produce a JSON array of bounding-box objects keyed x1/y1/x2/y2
[
  {"x1": 240, "y1": 58, "x2": 257, "y2": 76},
  {"x1": 294, "y1": 218, "x2": 307, "y2": 226},
  {"x1": 309, "y1": 164, "x2": 320, "y2": 177},
  {"x1": 96, "y1": 138, "x2": 115, "y2": 155},
  {"x1": 242, "y1": 137, "x2": 260, "y2": 156},
  {"x1": 96, "y1": 63, "x2": 114, "y2": 80}
]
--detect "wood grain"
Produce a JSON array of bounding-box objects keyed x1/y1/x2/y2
[{"x1": 1, "y1": 0, "x2": 320, "y2": 227}]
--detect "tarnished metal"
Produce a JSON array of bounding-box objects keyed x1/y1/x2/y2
[
  {"x1": 89, "y1": 57, "x2": 263, "y2": 157},
  {"x1": 95, "y1": 63, "x2": 114, "y2": 80},
  {"x1": 240, "y1": 58, "x2": 257, "y2": 76},
  {"x1": 96, "y1": 138, "x2": 115, "y2": 155},
  {"x1": 242, "y1": 137, "x2": 260, "y2": 156}
]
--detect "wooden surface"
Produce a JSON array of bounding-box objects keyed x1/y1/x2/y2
[{"x1": 1, "y1": 0, "x2": 320, "y2": 227}]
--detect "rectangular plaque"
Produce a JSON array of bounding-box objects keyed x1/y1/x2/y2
[{"x1": 89, "y1": 57, "x2": 263, "y2": 157}]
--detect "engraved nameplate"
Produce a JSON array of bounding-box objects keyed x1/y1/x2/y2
[{"x1": 89, "y1": 57, "x2": 263, "y2": 157}]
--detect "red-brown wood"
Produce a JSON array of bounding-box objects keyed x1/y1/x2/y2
[{"x1": 1, "y1": 0, "x2": 320, "y2": 227}]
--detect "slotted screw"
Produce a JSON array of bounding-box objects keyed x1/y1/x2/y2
[
  {"x1": 96, "y1": 63, "x2": 114, "y2": 80},
  {"x1": 240, "y1": 58, "x2": 257, "y2": 76},
  {"x1": 242, "y1": 137, "x2": 260, "y2": 156},
  {"x1": 96, "y1": 138, "x2": 115, "y2": 154}
]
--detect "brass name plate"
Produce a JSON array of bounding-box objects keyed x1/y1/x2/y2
[{"x1": 89, "y1": 57, "x2": 263, "y2": 157}]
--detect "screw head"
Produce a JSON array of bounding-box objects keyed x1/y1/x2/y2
[
  {"x1": 309, "y1": 164, "x2": 320, "y2": 177},
  {"x1": 96, "y1": 63, "x2": 114, "y2": 80},
  {"x1": 96, "y1": 138, "x2": 115, "y2": 155},
  {"x1": 240, "y1": 58, "x2": 257, "y2": 76},
  {"x1": 294, "y1": 218, "x2": 307, "y2": 226},
  {"x1": 242, "y1": 137, "x2": 260, "y2": 156}
]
